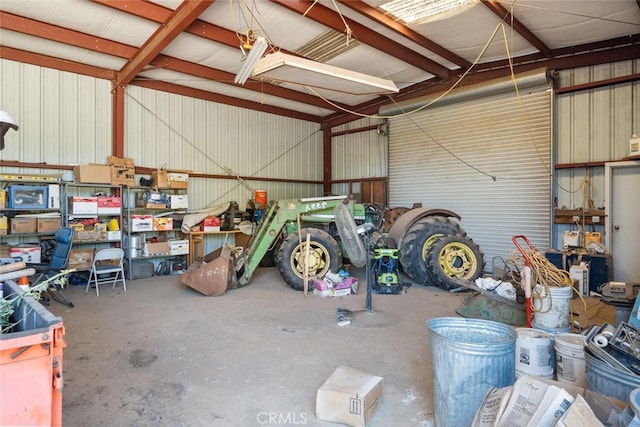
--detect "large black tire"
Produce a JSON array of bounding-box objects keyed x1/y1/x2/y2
[
  {"x1": 275, "y1": 228, "x2": 342, "y2": 291},
  {"x1": 426, "y1": 234, "x2": 484, "y2": 290},
  {"x1": 398, "y1": 216, "x2": 465, "y2": 284}
]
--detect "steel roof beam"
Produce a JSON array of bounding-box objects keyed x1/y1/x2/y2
[
  {"x1": 337, "y1": 0, "x2": 472, "y2": 70},
  {"x1": 0, "y1": 46, "x2": 116, "y2": 80},
  {"x1": 481, "y1": 0, "x2": 552, "y2": 58},
  {"x1": 116, "y1": 0, "x2": 214, "y2": 87},
  {"x1": 272, "y1": 0, "x2": 451, "y2": 79},
  {"x1": 131, "y1": 79, "x2": 322, "y2": 123},
  {"x1": 0, "y1": 10, "x2": 343, "y2": 111}
]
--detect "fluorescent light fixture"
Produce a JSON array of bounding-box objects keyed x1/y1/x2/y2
[
  {"x1": 234, "y1": 36, "x2": 268, "y2": 85},
  {"x1": 380, "y1": 0, "x2": 477, "y2": 24},
  {"x1": 253, "y1": 52, "x2": 398, "y2": 95}
]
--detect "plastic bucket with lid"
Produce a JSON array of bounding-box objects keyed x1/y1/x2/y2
[
  {"x1": 555, "y1": 333, "x2": 586, "y2": 387},
  {"x1": 428, "y1": 317, "x2": 517, "y2": 427},
  {"x1": 515, "y1": 328, "x2": 554, "y2": 379}
]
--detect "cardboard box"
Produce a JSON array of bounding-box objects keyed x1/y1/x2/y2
[
  {"x1": 106, "y1": 230, "x2": 122, "y2": 241},
  {"x1": 130, "y1": 215, "x2": 154, "y2": 232},
  {"x1": 10, "y1": 217, "x2": 37, "y2": 234},
  {"x1": 151, "y1": 170, "x2": 189, "y2": 189},
  {"x1": 168, "y1": 195, "x2": 188, "y2": 209},
  {"x1": 169, "y1": 239, "x2": 189, "y2": 255},
  {"x1": 7, "y1": 185, "x2": 48, "y2": 209},
  {"x1": 73, "y1": 164, "x2": 112, "y2": 184},
  {"x1": 10, "y1": 246, "x2": 42, "y2": 263},
  {"x1": 136, "y1": 192, "x2": 167, "y2": 209},
  {"x1": 316, "y1": 366, "x2": 383, "y2": 427},
  {"x1": 151, "y1": 170, "x2": 169, "y2": 188},
  {"x1": 68, "y1": 248, "x2": 94, "y2": 270},
  {"x1": 201, "y1": 216, "x2": 221, "y2": 232},
  {"x1": 37, "y1": 217, "x2": 62, "y2": 233},
  {"x1": 313, "y1": 277, "x2": 358, "y2": 298},
  {"x1": 235, "y1": 232, "x2": 251, "y2": 248},
  {"x1": 107, "y1": 156, "x2": 136, "y2": 186},
  {"x1": 69, "y1": 196, "x2": 98, "y2": 214},
  {"x1": 74, "y1": 224, "x2": 107, "y2": 241},
  {"x1": 153, "y1": 217, "x2": 173, "y2": 231},
  {"x1": 97, "y1": 196, "x2": 121, "y2": 214},
  {"x1": 145, "y1": 241, "x2": 170, "y2": 256},
  {"x1": 168, "y1": 172, "x2": 189, "y2": 189}
]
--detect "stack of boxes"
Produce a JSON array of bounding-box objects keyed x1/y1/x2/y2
[{"x1": 2, "y1": 184, "x2": 62, "y2": 235}]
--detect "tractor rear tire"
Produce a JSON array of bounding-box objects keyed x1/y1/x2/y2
[
  {"x1": 276, "y1": 228, "x2": 342, "y2": 291},
  {"x1": 426, "y1": 234, "x2": 484, "y2": 290},
  {"x1": 398, "y1": 216, "x2": 465, "y2": 284}
]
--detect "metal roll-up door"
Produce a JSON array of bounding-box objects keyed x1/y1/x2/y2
[{"x1": 382, "y1": 72, "x2": 552, "y2": 264}]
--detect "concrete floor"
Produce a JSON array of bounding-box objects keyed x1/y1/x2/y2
[{"x1": 47, "y1": 266, "x2": 470, "y2": 427}]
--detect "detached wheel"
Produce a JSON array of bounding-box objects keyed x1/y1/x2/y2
[
  {"x1": 276, "y1": 228, "x2": 342, "y2": 291},
  {"x1": 399, "y1": 216, "x2": 465, "y2": 284},
  {"x1": 426, "y1": 234, "x2": 484, "y2": 290}
]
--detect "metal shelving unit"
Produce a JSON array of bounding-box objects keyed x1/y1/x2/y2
[
  {"x1": 64, "y1": 182, "x2": 124, "y2": 271},
  {"x1": 123, "y1": 186, "x2": 188, "y2": 279},
  {"x1": 0, "y1": 178, "x2": 65, "y2": 259}
]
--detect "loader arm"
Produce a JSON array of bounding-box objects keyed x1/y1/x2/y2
[{"x1": 235, "y1": 196, "x2": 360, "y2": 287}]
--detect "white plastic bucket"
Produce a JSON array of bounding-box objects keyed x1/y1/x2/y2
[
  {"x1": 532, "y1": 285, "x2": 573, "y2": 332},
  {"x1": 515, "y1": 328, "x2": 554, "y2": 379},
  {"x1": 555, "y1": 333, "x2": 586, "y2": 387}
]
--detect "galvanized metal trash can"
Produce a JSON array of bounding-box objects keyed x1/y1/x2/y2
[
  {"x1": 428, "y1": 317, "x2": 517, "y2": 427},
  {"x1": 585, "y1": 349, "x2": 640, "y2": 402}
]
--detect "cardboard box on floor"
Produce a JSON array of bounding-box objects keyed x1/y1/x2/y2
[{"x1": 316, "y1": 365, "x2": 383, "y2": 427}]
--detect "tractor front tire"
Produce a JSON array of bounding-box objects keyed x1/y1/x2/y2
[
  {"x1": 426, "y1": 234, "x2": 484, "y2": 290},
  {"x1": 276, "y1": 228, "x2": 342, "y2": 291},
  {"x1": 399, "y1": 216, "x2": 465, "y2": 284}
]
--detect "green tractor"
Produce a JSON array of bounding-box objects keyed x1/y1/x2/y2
[{"x1": 182, "y1": 195, "x2": 485, "y2": 294}]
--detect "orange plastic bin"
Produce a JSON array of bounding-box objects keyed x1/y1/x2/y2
[{"x1": 1, "y1": 279, "x2": 66, "y2": 427}]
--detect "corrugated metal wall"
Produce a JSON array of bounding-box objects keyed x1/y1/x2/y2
[
  {"x1": 330, "y1": 117, "x2": 387, "y2": 197},
  {"x1": 0, "y1": 60, "x2": 323, "y2": 201},
  {"x1": 0, "y1": 60, "x2": 323, "y2": 253},
  {"x1": 124, "y1": 86, "x2": 323, "y2": 213},
  {"x1": 554, "y1": 59, "x2": 640, "y2": 248},
  {"x1": 0, "y1": 60, "x2": 112, "y2": 170},
  {"x1": 3, "y1": 58, "x2": 638, "y2": 258},
  {"x1": 385, "y1": 84, "x2": 552, "y2": 264}
]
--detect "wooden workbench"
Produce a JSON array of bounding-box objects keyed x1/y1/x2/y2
[{"x1": 188, "y1": 230, "x2": 241, "y2": 266}]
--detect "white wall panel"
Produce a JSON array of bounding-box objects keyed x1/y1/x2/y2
[
  {"x1": 0, "y1": 59, "x2": 112, "y2": 169},
  {"x1": 1, "y1": 59, "x2": 324, "y2": 205},
  {"x1": 124, "y1": 86, "x2": 324, "y2": 208},
  {"x1": 554, "y1": 59, "x2": 640, "y2": 248},
  {"x1": 331, "y1": 117, "x2": 387, "y2": 183}
]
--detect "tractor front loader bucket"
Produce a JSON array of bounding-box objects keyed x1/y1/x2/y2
[{"x1": 180, "y1": 246, "x2": 237, "y2": 296}]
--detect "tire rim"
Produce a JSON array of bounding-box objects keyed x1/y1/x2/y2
[
  {"x1": 437, "y1": 242, "x2": 478, "y2": 278},
  {"x1": 421, "y1": 233, "x2": 444, "y2": 261},
  {"x1": 289, "y1": 242, "x2": 330, "y2": 278}
]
